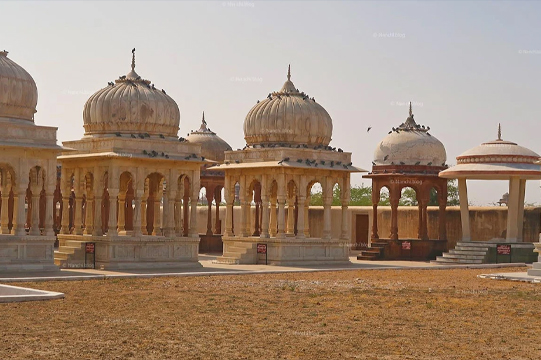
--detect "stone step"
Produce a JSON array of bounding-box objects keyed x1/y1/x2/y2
[
  {"x1": 54, "y1": 252, "x2": 70, "y2": 260},
  {"x1": 432, "y1": 257, "x2": 483, "y2": 264},
  {"x1": 212, "y1": 256, "x2": 239, "y2": 265},
  {"x1": 442, "y1": 253, "x2": 485, "y2": 260},
  {"x1": 357, "y1": 255, "x2": 378, "y2": 261},
  {"x1": 455, "y1": 246, "x2": 489, "y2": 252},
  {"x1": 360, "y1": 250, "x2": 381, "y2": 256},
  {"x1": 449, "y1": 249, "x2": 487, "y2": 256},
  {"x1": 456, "y1": 242, "x2": 490, "y2": 248},
  {"x1": 370, "y1": 242, "x2": 388, "y2": 248},
  {"x1": 226, "y1": 245, "x2": 256, "y2": 254}
]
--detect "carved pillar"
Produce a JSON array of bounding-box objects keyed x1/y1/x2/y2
[
  {"x1": 214, "y1": 187, "x2": 222, "y2": 234},
  {"x1": 323, "y1": 196, "x2": 332, "y2": 240},
  {"x1": 296, "y1": 195, "x2": 306, "y2": 239},
  {"x1": 1, "y1": 188, "x2": 10, "y2": 234},
  {"x1": 389, "y1": 185, "x2": 400, "y2": 240},
  {"x1": 107, "y1": 188, "x2": 119, "y2": 237},
  {"x1": 44, "y1": 190, "x2": 55, "y2": 237},
  {"x1": 133, "y1": 190, "x2": 143, "y2": 236},
  {"x1": 60, "y1": 175, "x2": 71, "y2": 235},
  {"x1": 277, "y1": 196, "x2": 286, "y2": 238},
  {"x1": 30, "y1": 187, "x2": 41, "y2": 235},
  {"x1": 371, "y1": 189, "x2": 379, "y2": 240},
  {"x1": 175, "y1": 197, "x2": 182, "y2": 236},
  {"x1": 164, "y1": 189, "x2": 176, "y2": 237},
  {"x1": 269, "y1": 198, "x2": 277, "y2": 237},
  {"x1": 206, "y1": 186, "x2": 214, "y2": 236},
  {"x1": 260, "y1": 194, "x2": 270, "y2": 238},
  {"x1": 458, "y1": 178, "x2": 470, "y2": 241},
  {"x1": 152, "y1": 189, "x2": 162, "y2": 236},
  {"x1": 341, "y1": 200, "x2": 349, "y2": 240},
  {"x1": 117, "y1": 193, "x2": 126, "y2": 234},
  {"x1": 13, "y1": 186, "x2": 27, "y2": 236},
  {"x1": 85, "y1": 196, "x2": 94, "y2": 235},
  {"x1": 286, "y1": 198, "x2": 295, "y2": 235}
]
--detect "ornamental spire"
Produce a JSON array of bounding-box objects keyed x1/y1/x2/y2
[
  {"x1": 409, "y1": 101, "x2": 413, "y2": 117},
  {"x1": 202, "y1": 111, "x2": 206, "y2": 126},
  {"x1": 131, "y1": 48, "x2": 136, "y2": 71},
  {"x1": 287, "y1": 64, "x2": 291, "y2": 81},
  {"x1": 497, "y1": 123, "x2": 502, "y2": 141}
]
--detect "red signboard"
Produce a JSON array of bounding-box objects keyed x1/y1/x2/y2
[
  {"x1": 497, "y1": 244, "x2": 511, "y2": 255},
  {"x1": 85, "y1": 243, "x2": 95, "y2": 254},
  {"x1": 257, "y1": 244, "x2": 267, "y2": 254},
  {"x1": 402, "y1": 241, "x2": 411, "y2": 250}
]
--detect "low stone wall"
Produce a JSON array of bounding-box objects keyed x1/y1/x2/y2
[{"x1": 194, "y1": 206, "x2": 541, "y2": 251}]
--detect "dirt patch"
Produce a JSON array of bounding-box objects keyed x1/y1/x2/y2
[{"x1": 1, "y1": 268, "x2": 540, "y2": 359}]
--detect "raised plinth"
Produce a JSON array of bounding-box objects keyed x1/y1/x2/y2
[
  {"x1": 57, "y1": 234, "x2": 202, "y2": 270},
  {"x1": 0, "y1": 235, "x2": 57, "y2": 272},
  {"x1": 527, "y1": 242, "x2": 541, "y2": 276},
  {"x1": 215, "y1": 236, "x2": 350, "y2": 266}
]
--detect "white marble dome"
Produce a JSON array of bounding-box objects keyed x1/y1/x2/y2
[
  {"x1": 374, "y1": 105, "x2": 447, "y2": 166},
  {"x1": 83, "y1": 51, "x2": 180, "y2": 137},
  {"x1": 0, "y1": 50, "x2": 38, "y2": 122},
  {"x1": 186, "y1": 112, "x2": 232, "y2": 162},
  {"x1": 243, "y1": 66, "x2": 332, "y2": 146}
]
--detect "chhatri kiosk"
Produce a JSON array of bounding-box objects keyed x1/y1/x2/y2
[
  {"x1": 215, "y1": 66, "x2": 365, "y2": 265},
  {"x1": 0, "y1": 51, "x2": 62, "y2": 271},
  {"x1": 56, "y1": 51, "x2": 205, "y2": 269},
  {"x1": 438, "y1": 125, "x2": 541, "y2": 264}
]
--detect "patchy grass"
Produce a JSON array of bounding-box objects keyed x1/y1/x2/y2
[{"x1": 1, "y1": 268, "x2": 541, "y2": 359}]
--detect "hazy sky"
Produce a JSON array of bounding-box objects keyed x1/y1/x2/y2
[{"x1": 3, "y1": 1, "x2": 541, "y2": 205}]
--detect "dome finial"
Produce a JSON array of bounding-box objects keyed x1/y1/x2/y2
[
  {"x1": 131, "y1": 48, "x2": 136, "y2": 71},
  {"x1": 497, "y1": 123, "x2": 502, "y2": 141},
  {"x1": 409, "y1": 102, "x2": 413, "y2": 117},
  {"x1": 287, "y1": 64, "x2": 291, "y2": 81},
  {"x1": 202, "y1": 111, "x2": 206, "y2": 126}
]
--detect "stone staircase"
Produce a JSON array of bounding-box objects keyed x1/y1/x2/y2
[
  {"x1": 356, "y1": 241, "x2": 388, "y2": 261},
  {"x1": 213, "y1": 241, "x2": 257, "y2": 265},
  {"x1": 431, "y1": 242, "x2": 490, "y2": 264},
  {"x1": 54, "y1": 240, "x2": 87, "y2": 268}
]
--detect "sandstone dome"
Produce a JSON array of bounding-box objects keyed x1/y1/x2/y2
[
  {"x1": 83, "y1": 50, "x2": 180, "y2": 137},
  {"x1": 186, "y1": 112, "x2": 232, "y2": 162},
  {"x1": 0, "y1": 50, "x2": 38, "y2": 122},
  {"x1": 243, "y1": 66, "x2": 332, "y2": 146},
  {"x1": 374, "y1": 104, "x2": 446, "y2": 167}
]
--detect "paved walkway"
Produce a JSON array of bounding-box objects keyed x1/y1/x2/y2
[{"x1": 0, "y1": 253, "x2": 528, "y2": 283}]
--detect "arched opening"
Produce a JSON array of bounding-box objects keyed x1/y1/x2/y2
[
  {"x1": 248, "y1": 179, "x2": 262, "y2": 236},
  {"x1": 118, "y1": 171, "x2": 135, "y2": 234},
  {"x1": 0, "y1": 165, "x2": 16, "y2": 235},
  {"x1": 145, "y1": 172, "x2": 165, "y2": 236}
]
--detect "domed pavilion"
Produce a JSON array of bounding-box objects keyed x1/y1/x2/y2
[
  {"x1": 361, "y1": 103, "x2": 448, "y2": 260},
  {"x1": 214, "y1": 66, "x2": 365, "y2": 265},
  {"x1": 56, "y1": 50, "x2": 205, "y2": 270},
  {"x1": 186, "y1": 112, "x2": 232, "y2": 252},
  {"x1": 437, "y1": 124, "x2": 541, "y2": 266},
  {"x1": 0, "y1": 50, "x2": 62, "y2": 271}
]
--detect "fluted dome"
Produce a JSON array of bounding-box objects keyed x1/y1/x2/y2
[
  {"x1": 0, "y1": 51, "x2": 38, "y2": 122},
  {"x1": 83, "y1": 50, "x2": 180, "y2": 137},
  {"x1": 374, "y1": 104, "x2": 446, "y2": 166},
  {"x1": 186, "y1": 112, "x2": 232, "y2": 162},
  {"x1": 243, "y1": 66, "x2": 332, "y2": 146}
]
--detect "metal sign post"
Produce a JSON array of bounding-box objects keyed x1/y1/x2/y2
[{"x1": 257, "y1": 243, "x2": 267, "y2": 265}]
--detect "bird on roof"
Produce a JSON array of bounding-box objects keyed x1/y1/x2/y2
[
  {"x1": 415, "y1": 161, "x2": 420, "y2": 165},
  {"x1": 383, "y1": 155, "x2": 389, "y2": 161},
  {"x1": 426, "y1": 132, "x2": 431, "y2": 136},
  {"x1": 367, "y1": 126, "x2": 372, "y2": 132},
  {"x1": 162, "y1": 89, "x2": 166, "y2": 94},
  {"x1": 400, "y1": 161, "x2": 405, "y2": 165},
  {"x1": 338, "y1": 148, "x2": 343, "y2": 153},
  {"x1": 235, "y1": 160, "x2": 240, "y2": 164},
  {"x1": 427, "y1": 162, "x2": 432, "y2": 166},
  {"x1": 372, "y1": 161, "x2": 376, "y2": 166},
  {"x1": 388, "y1": 131, "x2": 392, "y2": 134}
]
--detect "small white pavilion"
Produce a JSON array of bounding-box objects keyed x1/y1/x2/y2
[{"x1": 440, "y1": 125, "x2": 541, "y2": 243}]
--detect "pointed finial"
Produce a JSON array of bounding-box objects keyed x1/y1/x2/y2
[
  {"x1": 287, "y1": 64, "x2": 291, "y2": 81},
  {"x1": 131, "y1": 48, "x2": 136, "y2": 71},
  {"x1": 497, "y1": 123, "x2": 502, "y2": 141},
  {"x1": 409, "y1": 102, "x2": 413, "y2": 117},
  {"x1": 202, "y1": 111, "x2": 206, "y2": 125}
]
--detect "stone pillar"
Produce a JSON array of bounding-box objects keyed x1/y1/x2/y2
[
  {"x1": 117, "y1": 194, "x2": 126, "y2": 234},
  {"x1": 438, "y1": 187, "x2": 447, "y2": 241},
  {"x1": 458, "y1": 178, "x2": 470, "y2": 241},
  {"x1": 206, "y1": 187, "x2": 213, "y2": 236},
  {"x1": 133, "y1": 190, "x2": 143, "y2": 237},
  {"x1": 417, "y1": 201, "x2": 423, "y2": 239},
  {"x1": 189, "y1": 198, "x2": 198, "y2": 237},
  {"x1": 164, "y1": 190, "x2": 176, "y2": 237},
  {"x1": 0, "y1": 189, "x2": 10, "y2": 234},
  {"x1": 421, "y1": 201, "x2": 429, "y2": 240},
  {"x1": 269, "y1": 199, "x2": 277, "y2": 237},
  {"x1": 214, "y1": 187, "x2": 221, "y2": 234},
  {"x1": 183, "y1": 194, "x2": 190, "y2": 237},
  {"x1": 107, "y1": 188, "x2": 119, "y2": 237},
  {"x1": 92, "y1": 196, "x2": 102, "y2": 236},
  {"x1": 30, "y1": 188, "x2": 41, "y2": 235},
  {"x1": 506, "y1": 177, "x2": 520, "y2": 242},
  {"x1": 286, "y1": 198, "x2": 295, "y2": 235},
  {"x1": 61, "y1": 191, "x2": 71, "y2": 235},
  {"x1": 296, "y1": 196, "x2": 306, "y2": 239},
  {"x1": 13, "y1": 187, "x2": 27, "y2": 236},
  {"x1": 323, "y1": 196, "x2": 332, "y2": 240},
  {"x1": 152, "y1": 192, "x2": 162, "y2": 236},
  {"x1": 175, "y1": 198, "x2": 182, "y2": 236},
  {"x1": 44, "y1": 190, "x2": 55, "y2": 237},
  {"x1": 85, "y1": 196, "x2": 94, "y2": 235},
  {"x1": 340, "y1": 201, "x2": 349, "y2": 240},
  {"x1": 277, "y1": 196, "x2": 286, "y2": 238},
  {"x1": 389, "y1": 186, "x2": 400, "y2": 240},
  {"x1": 517, "y1": 179, "x2": 526, "y2": 242},
  {"x1": 260, "y1": 195, "x2": 270, "y2": 238},
  {"x1": 141, "y1": 196, "x2": 147, "y2": 235},
  {"x1": 303, "y1": 203, "x2": 310, "y2": 237}
]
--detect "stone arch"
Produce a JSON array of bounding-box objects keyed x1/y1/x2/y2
[
  {"x1": 248, "y1": 178, "x2": 262, "y2": 236},
  {"x1": 0, "y1": 164, "x2": 17, "y2": 234},
  {"x1": 145, "y1": 172, "x2": 165, "y2": 235}
]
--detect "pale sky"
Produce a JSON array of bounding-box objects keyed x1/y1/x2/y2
[{"x1": 2, "y1": 1, "x2": 541, "y2": 205}]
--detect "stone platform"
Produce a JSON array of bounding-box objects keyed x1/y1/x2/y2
[
  {"x1": 216, "y1": 236, "x2": 350, "y2": 266},
  {"x1": 0, "y1": 235, "x2": 58, "y2": 272},
  {"x1": 57, "y1": 234, "x2": 202, "y2": 270}
]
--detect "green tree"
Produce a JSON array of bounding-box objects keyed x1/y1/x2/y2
[{"x1": 398, "y1": 179, "x2": 460, "y2": 206}]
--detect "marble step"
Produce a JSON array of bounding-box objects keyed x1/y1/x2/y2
[
  {"x1": 212, "y1": 256, "x2": 239, "y2": 265},
  {"x1": 432, "y1": 257, "x2": 483, "y2": 264},
  {"x1": 449, "y1": 249, "x2": 487, "y2": 256},
  {"x1": 455, "y1": 246, "x2": 489, "y2": 252},
  {"x1": 442, "y1": 253, "x2": 485, "y2": 260}
]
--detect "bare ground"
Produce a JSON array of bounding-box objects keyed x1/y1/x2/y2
[{"x1": 1, "y1": 268, "x2": 540, "y2": 360}]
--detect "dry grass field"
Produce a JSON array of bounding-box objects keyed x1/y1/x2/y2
[{"x1": 1, "y1": 268, "x2": 540, "y2": 360}]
